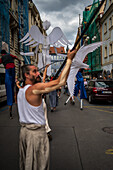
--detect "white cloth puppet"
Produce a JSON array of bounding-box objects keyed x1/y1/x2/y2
[
  {"x1": 67, "y1": 41, "x2": 107, "y2": 98},
  {"x1": 19, "y1": 20, "x2": 71, "y2": 75}
]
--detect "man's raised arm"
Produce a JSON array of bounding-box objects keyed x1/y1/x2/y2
[{"x1": 32, "y1": 49, "x2": 77, "y2": 94}]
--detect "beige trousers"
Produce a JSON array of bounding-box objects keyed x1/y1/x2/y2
[{"x1": 19, "y1": 124, "x2": 49, "y2": 170}]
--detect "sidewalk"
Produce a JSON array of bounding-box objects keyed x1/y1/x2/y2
[
  {"x1": 0, "y1": 93, "x2": 113, "y2": 170},
  {"x1": 0, "y1": 103, "x2": 20, "y2": 170}
]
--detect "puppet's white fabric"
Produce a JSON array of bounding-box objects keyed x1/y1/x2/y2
[
  {"x1": 67, "y1": 41, "x2": 107, "y2": 97},
  {"x1": 38, "y1": 52, "x2": 51, "y2": 76},
  {"x1": 22, "y1": 36, "x2": 32, "y2": 44},
  {"x1": 38, "y1": 53, "x2": 44, "y2": 69},
  {"x1": 20, "y1": 26, "x2": 71, "y2": 47},
  {"x1": 19, "y1": 25, "x2": 71, "y2": 68},
  {"x1": 42, "y1": 20, "x2": 51, "y2": 31},
  {"x1": 20, "y1": 52, "x2": 34, "y2": 56},
  {"x1": 47, "y1": 65, "x2": 51, "y2": 76},
  {"x1": 72, "y1": 41, "x2": 104, "y2": 64},
  {"x1": 19, "y1": 33, "x2": 30, "y2": 42}
]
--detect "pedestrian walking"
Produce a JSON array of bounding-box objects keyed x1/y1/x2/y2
[
  {"x1": 48, "y1": 75, "x2": 58, "y2": 112},
  {"x1": 0, "y1": 49, "x2": 21, "y2": 118},
  {"x1": 17, "y1": 49, "x2": 76, "y2": 170},
  {"x1": 49, "y1": 90, "x2": 58, "y2": 112},
  {"x1": 74, "y1": 69, "x2": 87, "y2": 99},
  {"x1": 64, "y1": 83, "x2": 69, "y2": 96}
]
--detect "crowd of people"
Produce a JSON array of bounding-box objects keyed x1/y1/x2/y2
[
  {"x1": 0, "y1": 48, "x2": 76, "y2": 170},
  {"x1": 1, "y1": 48, "x2": 113, "y2": 170}
]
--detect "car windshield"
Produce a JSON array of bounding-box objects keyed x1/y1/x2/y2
[{"x1": 95, "y1": 81, "x2": 113, "y2": 88}]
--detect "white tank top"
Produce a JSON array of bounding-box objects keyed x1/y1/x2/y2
[{"x1": 17, "y1": 84, "x2": 46, "y2": 125}]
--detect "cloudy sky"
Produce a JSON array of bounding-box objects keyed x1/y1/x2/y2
[{"x1": 33, "y1": 0, "x2": 94, "y2": 49}]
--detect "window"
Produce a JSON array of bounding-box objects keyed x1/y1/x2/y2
[
  {"x1": 32, "y1": 48, "x2": 35, "y2": 52},
  {"x1": 109, "y1": 17, "x2": 112, "y2": 29},
  {"x1": 17, "y1": 33, "x2": 20, "y2": 51},
  {"x1": 109, "y1": 0, "x2": 113, "y2": 6},
  {"x1": 109, "y1": 43, "x2": 113, "y2": 55},
  {"x1": 112, "y1": 15, "x2": 113, "y2": 26},
  {"x1": 104, "y1": 22, "x2": 107, "y2": 34},
  {"x1": 15, "y1": 0, "x2": 18, "y2": 5},
  {"x1": 96, "y1": 81, "x2": 113, "y2": 88},
  {"x1": 11, "y1": 29, "x2": 14, "y2": 47},
  {"x1": 104, "y1": 46, "x2": 107, "y2": 58},
  {"x1": 10, "y1": 0, "x2": 12, "y2": 8},
  {"x1": 15, "y1": 0, "x2": 18, "y2": 12}
]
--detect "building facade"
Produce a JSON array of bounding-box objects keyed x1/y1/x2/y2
[
  {"x1": 0, "y1": 0, "x2": 46, "y2": 76},
  {"x1": 82, "y1": 0, "x2": 105, "y2": 78},
  {"x1": 101, "y1": 0, "x2": 113, "y2": 77},
  {"x1": 49, "y1": 47, "x2": 66, "y2": 76},
  {"x1": 0, "y1": 0, "x2": 30, "y2": 77},
  {"x1": 28, "y1": 0, "x2": 46, "y2": 65}
]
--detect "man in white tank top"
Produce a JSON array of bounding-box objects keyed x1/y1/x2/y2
[{"x1": 17, "y1": 49, "x2": 76, "y2": 170}]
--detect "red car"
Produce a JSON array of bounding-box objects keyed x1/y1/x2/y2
[{"x1": 85, "y1": 79, "x2": 113, "y2": 103}]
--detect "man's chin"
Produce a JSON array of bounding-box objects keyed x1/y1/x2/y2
[
  {"x1": 36, "y1": 77, "x2": 41, "y2": 83},
  {"x1": 34, "y1": 80, "x2": 39, "y2": 84}
]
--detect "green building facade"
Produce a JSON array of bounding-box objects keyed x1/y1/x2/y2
[{"x1": 82, "y1": 0, "x2": 102, "y2": 78}]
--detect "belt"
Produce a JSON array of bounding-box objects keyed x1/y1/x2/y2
[{"x1": 20, "y1": 123, "x2": 45, "y2": 130}]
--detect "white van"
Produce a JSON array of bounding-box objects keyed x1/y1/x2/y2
[{"x1": 0, "y1": 65, "x2": 7, "y2": 103}]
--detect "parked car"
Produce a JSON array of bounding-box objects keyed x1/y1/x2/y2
[{"x1": 85, "y1": 79, "x2": 113, "y2": 103}]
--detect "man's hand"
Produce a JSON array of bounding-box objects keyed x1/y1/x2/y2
[
  {"x1": 67, "y1": 49, "x2": 77, "y2": 60},
  {"x1": 46, "y1": 64, "x2": 50, "y2": 68}
]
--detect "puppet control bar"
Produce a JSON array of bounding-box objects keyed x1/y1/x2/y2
[
  {"x1": 38, "y1": 60, "x2": 62, "y2": 71},
  {"x1": 53, "y1": 0, "x2": 106, "y2": 80}
]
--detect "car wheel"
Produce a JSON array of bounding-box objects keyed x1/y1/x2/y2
[{"x1": 89, "y1": 95, "x2": 93, "y2": 104}]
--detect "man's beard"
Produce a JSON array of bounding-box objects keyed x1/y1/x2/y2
[{"x1": 30, "y1": 76, "x2": 41, "y2": 84}]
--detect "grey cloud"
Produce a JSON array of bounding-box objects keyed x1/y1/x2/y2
[
  {"x1": 33, "y1": 0, "x2": 92, "y2": 12},
  {"x1": 33, "y1": 0, "x2": 93, "y2": 48}
]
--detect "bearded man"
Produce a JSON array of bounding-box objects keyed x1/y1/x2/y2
[{"x1": 17, "y1": 49, "x2": 76, "y2": 170}]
